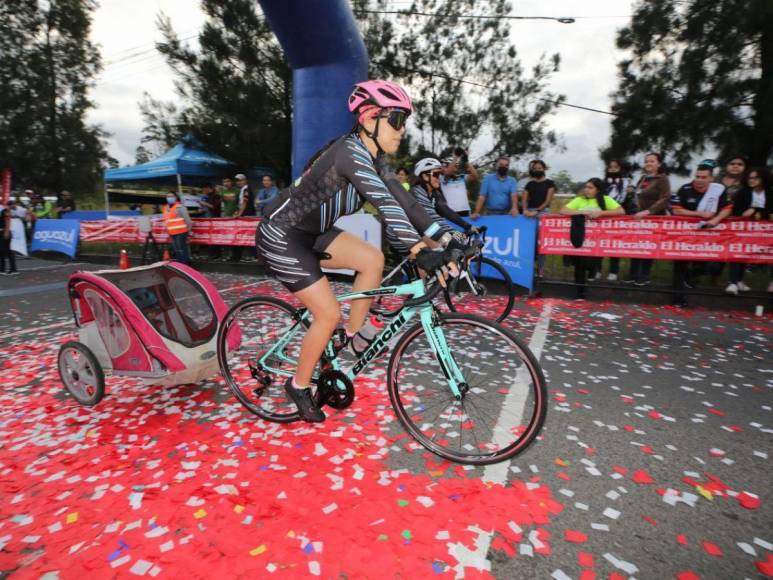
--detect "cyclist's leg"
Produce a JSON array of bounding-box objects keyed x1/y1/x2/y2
[
  {"x1": 293, "y1": 277, "x2": 341, "y2": 386},
  {"x1": 319, "y1": 231, "x2": 384, "y2": 334}
]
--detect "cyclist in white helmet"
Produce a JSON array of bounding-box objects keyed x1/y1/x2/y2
[{"x1": 411, "y1": 157, "x2": 482, "y2": 240}]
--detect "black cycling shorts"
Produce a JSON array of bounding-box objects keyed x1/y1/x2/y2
[{"x1": 256, "y1": 220, "x2": 343, "y2": 292}]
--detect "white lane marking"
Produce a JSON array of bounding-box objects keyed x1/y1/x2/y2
[
  {"x1": 0, "y1": 279, "x2": 266, "y2": 342},
  {"x1": 447, "y1": 301, "x2": 553, "y2": 577}
]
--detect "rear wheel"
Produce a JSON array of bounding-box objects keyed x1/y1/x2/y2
[
  {"x1": 387, "y1": 313, "x2": 546, "y2": 465},
  {"x1": 217, "y1": 296, "x2": 317, "y2": 423},
  {"x1": 58, "y1": 341, "x2": 105, "y2": 406},
  {"x1": 443, "y1": 256, "x2": 515, "y2": 322}
]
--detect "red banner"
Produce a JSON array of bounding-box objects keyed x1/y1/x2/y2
[
  {"x1": 80, "y1": 217, "x2": 261, "y2": 246},
  {"x1": 1, "y1": 169, "x2": 10, "y2": 205},
  {"x1": 539, "y1": 215, "x2": 773, "y2": 263}
]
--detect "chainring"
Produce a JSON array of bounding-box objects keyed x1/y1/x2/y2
[{"x1": 315, "y1": 369, "x2": 355, "y2": 409}]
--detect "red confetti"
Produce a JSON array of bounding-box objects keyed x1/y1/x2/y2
[
  {"x1": 675, "y1": 571, "x2": 701, "y2": 580},
  {"x1": 737, "y1": 492, "x2": 761, "y2": 510},
  {"x1": 577, "y1": 551, "x2": 594, "y2": 567},
  {"x1": 755, "y1": 553, "x2": 773, "y2": 577},
  {"x1": 702, "y1": 541, "x2": 723, "y2": 557},
  {"x1": 707, "y1": 408, "x2": 725, "y2": 416},
  {"x1": 676, "y1": 534, "x2": 688, "y2": 545},
  {"x1": 647, "y1": 410, "x2": 663, "y2": 420},
  {"x1": 642, "y1": 515, "x2": 657, "y2": 526},
  {"x1": 631, "y1": 469, "x2": 656, "y2": 484},
  {"x1": 564, "y1": 529, "x2": 588, "y2": 543}
]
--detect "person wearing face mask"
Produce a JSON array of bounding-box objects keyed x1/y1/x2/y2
[
  {"x1": 163, "y1": 191, "x2": 193, "y2": 265},
  {"x1": 521, "y1": 159, "x2": 556, "y2": 277},
  {"x1": 669, "y1": 161, "x2": 732, "y2": 306},
  {"x1": 602, "y1": 159, "x2": 634, "y2": 280},
  {"x1": 471, "y1": 156, "x2": 519, "y2": 219}
]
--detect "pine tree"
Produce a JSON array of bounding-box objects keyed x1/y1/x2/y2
[
  {"x1": 353, "y1": 0, "x2": 564, "y2": 164},
  {"x1": 144, "y1": 0, "x2": 292, "y2": 179},
  {"x1": 604, "y1": 0, "x2": 773, "y2": 171},
  {"x1": 0, "y1": 0, "x2": 107, "y2": 193}
]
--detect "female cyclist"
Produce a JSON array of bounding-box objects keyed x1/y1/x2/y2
[
  {"x1": 410, "y1": 157, "x2": 481, "y2": 239},
  {"x1": 257, "y1": 80, "x2": 461, "y2": 423}
]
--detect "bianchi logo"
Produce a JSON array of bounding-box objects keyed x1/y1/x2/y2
[{"x1": 34, "y1": 229, "x2": 75, "y2": 244}]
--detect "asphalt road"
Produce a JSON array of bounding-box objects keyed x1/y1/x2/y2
[{"x1": 0, "y1": 258, "x2": 770, "y2": 579}]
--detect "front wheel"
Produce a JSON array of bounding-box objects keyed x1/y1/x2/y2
[
  {"x1": 387, "y1": 313, "x2": 546, "y2": 465},
  {"x1": 443, "y1": 256, "x2": 515, "y2": 322}
]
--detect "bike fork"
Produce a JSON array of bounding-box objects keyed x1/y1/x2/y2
[{"x1": 419, "y1": 307, "x2": 466, "y2": 399}]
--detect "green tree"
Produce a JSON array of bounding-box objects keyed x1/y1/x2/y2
[
  {"x1": 354, "y1": 0, "x2": 564, "y2": 164},
  {"x1": 142, "y1": 0, "x2": 292, "y2": 179},
  {"x1": 0, "y1": 0, "x2": 108, "y2": 193},
  {"x1": 549, "y1": 169, "x2": 578, "y2": 194},
  {"x1": 134, "y1": 144, "x2": 153, "y2": 164},
  {"x1": 604, "y1": 0, "x2": 773, "y2": 171}
]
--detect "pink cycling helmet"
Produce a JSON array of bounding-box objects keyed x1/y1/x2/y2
[{"x1": 348, "y1": 80, "x2": 412, "y2": 123}]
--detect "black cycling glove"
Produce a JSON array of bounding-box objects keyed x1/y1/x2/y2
[{"x1": 415, "y1": 247, "x2": 463, "y2": 274}]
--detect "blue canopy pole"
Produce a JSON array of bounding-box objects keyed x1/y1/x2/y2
[{"x1": 257, "y1": 0, "x2": 369, "y2": 179}]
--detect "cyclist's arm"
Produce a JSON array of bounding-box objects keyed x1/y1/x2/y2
[{"x1": 339, "y1": 144, "x2": 435, "y2": 254}]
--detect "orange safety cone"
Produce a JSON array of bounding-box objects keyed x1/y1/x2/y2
[
  {"x1": 119, "y1": 249, "x2": 130, "y2": 270},
  {"x1": 162, "y1": 248, "x2": 171, "y2": 261}
]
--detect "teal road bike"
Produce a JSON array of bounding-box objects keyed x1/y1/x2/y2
[{"x1": 216, "y1": 248, "x2": 547, "y2": 465}]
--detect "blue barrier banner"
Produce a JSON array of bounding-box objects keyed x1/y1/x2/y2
[
  {"x1": 451, "y1": 216, "x2": 537, "y2": 290},
  {"x1": 30, "y1": 219, "x2": 80, "y2": 257}
]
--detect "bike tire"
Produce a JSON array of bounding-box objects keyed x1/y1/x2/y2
[
  {"x1": 217, "y1": 295, "x2": 309, "y2": 423},
  {"x1": 387, "y1": 313, "x2": 546, "y2": 465},
  {"x1": 443, "y1": 256, "x2": 515, "y2": 322}
]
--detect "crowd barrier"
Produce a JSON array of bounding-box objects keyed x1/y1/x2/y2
[{"x1": 539, "y1": 215, "x2": 773, "y2": 264}]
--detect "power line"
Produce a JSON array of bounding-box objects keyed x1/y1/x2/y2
[
  {"x1": 377, "y1": 61, "x2": 617, "y2": 116},
  {"x1": 354, "y1": 9, "x2": 574, "y2": 23}
]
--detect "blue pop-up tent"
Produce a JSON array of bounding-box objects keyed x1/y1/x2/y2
[{"x1": 103, "y1": 135, "x2": 235, "y2": 213}]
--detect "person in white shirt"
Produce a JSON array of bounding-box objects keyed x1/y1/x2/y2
[{"x1": 440, "y1": 148, "x2": 479, "y2": 216}]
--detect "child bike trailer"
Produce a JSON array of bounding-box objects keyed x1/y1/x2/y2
[{"x1": 58, "y1": 261, "x2": 240, "y2": 405}]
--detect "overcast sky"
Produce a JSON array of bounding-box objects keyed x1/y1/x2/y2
[{"x1": 87, "y1": 0, "x2": 636, "y2": 180}]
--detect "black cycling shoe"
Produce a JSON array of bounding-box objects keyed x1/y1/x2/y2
[{"x1": 284, "y1": 378, "x2": 325, "y2": 423}]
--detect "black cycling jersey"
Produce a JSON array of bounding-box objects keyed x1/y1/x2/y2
[
  {"x1": 410, "y1": 184, "x2": 470, "y2": 234},
  {"x1": 258, "y1": 133, "x2": 442, "y2": 292}
]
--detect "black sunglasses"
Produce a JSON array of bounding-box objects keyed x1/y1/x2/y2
[
  {"x1": 429, "y1": 170, "x2": 443, "y2": 178},
  {"x1": 378, "y1": 109, "x2": 409, "y2": 131}
]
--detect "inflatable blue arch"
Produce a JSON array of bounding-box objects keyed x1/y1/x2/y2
[{"x1": 258, "y1": 0, "x2": 368, "y2": 178}]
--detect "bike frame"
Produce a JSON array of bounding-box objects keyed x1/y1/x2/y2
[{"x1": 256, "y1": 278, "x2": 467, "y2": 398}]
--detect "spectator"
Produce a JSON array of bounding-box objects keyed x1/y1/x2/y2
[
  {"x1": 254, "y1": 174, "x2": 279, "y2": 217},
  {"x1": 441, "y1": 148, "x2": 479, "y2": 216},
  {"x1": 1, "y1": 200, "x2": 19, "y2": 275},
  {"x1": 55, "y1": 190, "x2": 75, "y2": 218},
  {"x1": 199, "y1": 183, "x2": 220, "y2": 218},
  {"x1": 231, "y1": 173, "x2": 254, "y2": 262},
  {"x1": 708, "y1": 166, "x2": 772, "y2": 295},
  {"x1": 198, "y1": 183, "x2": 222, "y2": 260},
  {"x1": 12, "y1": 196, "x2": 29, "y2": 244},
  {"x1": 221, "y1": 177, "x2": 239, "y2": 218},
  {"x1": 163, "y1": 191, "x2": 193, "y2": 265},
  {"x1": 521, "y1": 159, "x2": 556, "y2": 278},
  {"x1": 717, "y1": 155, "x2": 747, "y2": 202},
  {"x1": 603, "y1": 159, "x2": 635, "y2": 281},
  {"x1": 30, "y1": 190, "x2": 54, "y2": 220},
  {"x1": 669, "y1": 161, "x2": 732, "y2": 306},
  {"x1": 625, "y1": 152, "x2": 671, "y2": 286},
  {"x1": 471, "y1": 156, "x2": 519, "y2": 218},
  {"x1": 560, "y1": 177, "x2": 624, "y2": 298},
  {"x1": 396, "y1": 167, "x2": 411, "y2": 191}
]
